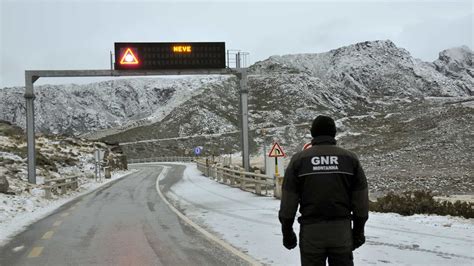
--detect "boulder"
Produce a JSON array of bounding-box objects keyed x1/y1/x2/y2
[{"x1": 0, "y1": 175, "x2": 9, "y2": 193}]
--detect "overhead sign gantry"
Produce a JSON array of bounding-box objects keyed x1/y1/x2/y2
[{"x1": 24, "y1": 42, "x2": 250, "y2": 184}]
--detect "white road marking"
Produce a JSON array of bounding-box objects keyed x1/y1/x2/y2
[
  {"x1": 53, "y1": 220, "x2": 62, "y2": 226},
  {"x1": 41, "y1": 231, "x2": 54, "y2": 240},
  {"x1": 154, "y1": 165, "x2": 262, "y2": 266},
  {"x1": 12, "y1": 245, "x2": 24, "y2": 252},
  {"x1": 27, "y1": 247, "x2": 43, "y2": 258}
]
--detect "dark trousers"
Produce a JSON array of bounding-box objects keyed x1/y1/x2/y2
[{"x1": 299, "y1": 220, "x2": 353, "y2": 266}]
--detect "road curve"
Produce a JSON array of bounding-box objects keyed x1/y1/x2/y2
[{"x1": 0, "y1": 164, "x2": 248, "y2": 266}]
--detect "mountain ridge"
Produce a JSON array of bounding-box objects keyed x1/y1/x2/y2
[{"x1": 0, "y1": 40, "x2": 472, "y2": 140}]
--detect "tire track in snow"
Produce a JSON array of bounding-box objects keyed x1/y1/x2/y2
[
  {"x1": 366, "y1": 239, "x2": 474, "y2": 260},
  {"x1": 367, "y1": 224, "x2": 472, "y2": 242}
]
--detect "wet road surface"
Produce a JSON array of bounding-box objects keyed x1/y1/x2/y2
[{"x1": 0, "y1": 164, "x2": 247, "y2": 266}]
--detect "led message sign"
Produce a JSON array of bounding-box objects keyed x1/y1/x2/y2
[{"x1": 115, "y1": 42, "x2": 225, "y2": 70}]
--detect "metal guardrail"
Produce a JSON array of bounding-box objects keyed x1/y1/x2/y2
[
  {"x1": 128, "y1": 157, "x2": 195, "y2": 164},
  {"x1": 43, "y1": 177, "x2": 79, "y2": 199},
  {"x1": 196, "y1": 159, "x2": 275, "y2": 196}
]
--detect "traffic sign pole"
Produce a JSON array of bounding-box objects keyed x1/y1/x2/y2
[
  {"x1": 275, "y1": 157, "x2": 279, "y2": 176},
  {"x1": 268, "y1": 142, "x2": 285, "y2": 177},
  {"x1": 262, "y1": 129, "x2": 267, "y2": 174}
]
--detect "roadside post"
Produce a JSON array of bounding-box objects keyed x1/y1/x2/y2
[
  {"x1": 104, "y1": 167, "x2": 111, "y2": 179},
  {"x1": 268, "y1": 142, "x2": 285, "y2": 198},
  {"x1": 94, "y1": 149, "x2": 105, "y2": 181},
  {"x1": 261, "y1": 128, "x2": 267, "y2": 173}
]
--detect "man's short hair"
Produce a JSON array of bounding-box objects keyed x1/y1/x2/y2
[{"x1": 311, "y1": 115, "x2": 336, "y2": 137}]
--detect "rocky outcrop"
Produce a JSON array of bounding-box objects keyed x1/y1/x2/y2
[
  {"x1": 0, "y1": 175, "x2": 9, "y2": 193},
  {"x1": 433, "y1": 46, "x2": 473, "y2": 96},
  {"x1": 250, "y1": 40, "x2": 472, "y2": 97},
  {"x1": 434, "y1": 46, "x2": 473, "y2": 77}
]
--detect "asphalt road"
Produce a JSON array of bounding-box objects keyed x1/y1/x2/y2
[{"x1": 0, "y1": 164, "x2": 247, "y2": 266}]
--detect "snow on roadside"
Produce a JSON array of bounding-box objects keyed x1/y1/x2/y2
[
  {"x1": 165, "y1": 163, "x2": 474, "y2": 266},
  {"x1": 0, "y1": 169, "x2": 136, "y2": 247}
]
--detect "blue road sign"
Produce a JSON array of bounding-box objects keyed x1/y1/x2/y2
[{"x1": 194, "y1": 146, "x2": 202, "y2": 155}]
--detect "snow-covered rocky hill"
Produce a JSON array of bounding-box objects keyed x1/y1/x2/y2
[
  {"x1": 250, "y1": 41, "x2": 472, "y2": 97},
  {"x1": 0, "y1": 40, "x2": 472, "y2": 194},
  {"x1": 102, "y1": 40, "x2": 472, "y2": 151},
  {"x1": 0, "y1": 121, "x2": 127, "y2": 194},
  {"x1": 0, "y1": 76, "x2": 232, "y2": 137}
]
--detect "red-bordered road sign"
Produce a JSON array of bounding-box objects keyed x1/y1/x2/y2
[{"x1": 268, "y1": 142, "x2": 285, "y2": 158}]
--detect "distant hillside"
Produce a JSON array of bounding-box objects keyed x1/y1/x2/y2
[
  {"x1": 0, "y1": 76, "x2": 231, "y2": 137},
  {"x1": 102, "y1": 40, "x2": 473, "y2": 145}
]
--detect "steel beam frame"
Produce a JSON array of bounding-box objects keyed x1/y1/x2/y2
[{"x1": 25, "y1": 68, "x2": 249, "y2": 184}]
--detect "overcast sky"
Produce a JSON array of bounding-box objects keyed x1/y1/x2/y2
[{"x1": 1, "y1": 0, "x2": 472, "y2": 87}]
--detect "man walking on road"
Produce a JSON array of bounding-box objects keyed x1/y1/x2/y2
[{"x1": 279, "y1": 115, "x2": 369, "y2": 266}]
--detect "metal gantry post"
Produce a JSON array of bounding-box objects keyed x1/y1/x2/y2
[
  {"x1": 262, "y1": 129, "x2": 267, "y2": 173},
  {"x1": 110, "y1": 51, "x2": 114, "y2": 70},
  {"x1": 25, "y1": 73, "x2": 37, "y2": 184},
  {"x1": 237, "y1": 53, "x2": 250, "y2": 171}
]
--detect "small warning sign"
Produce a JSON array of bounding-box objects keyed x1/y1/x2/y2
[
  {"x1": 268, "y1": 142, "x2": 285, "y2": 158},
  {"x1": 119, "y1": 48, "x2": 139, "y2": 65},
  {"x1": 302, "y1": 142, "x2": 312, "y2": 150}
]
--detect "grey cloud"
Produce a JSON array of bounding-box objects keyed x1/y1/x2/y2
[{"x1": 397, "y1": 14, "x2": 473, "y2": 61}]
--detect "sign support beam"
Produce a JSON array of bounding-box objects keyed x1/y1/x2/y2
[
  {"x1": 25, "y1": 73, "x2": 37, "y2": 184},
  {"x1": 237, "y1": 53, "x2": 250, "y2": 172},
  {"x1": 24, "y1": 68, "x2": 248, "y2": 183},
  {"x1": 238, "y1": 71, "x2": 250, "y2": 172}
]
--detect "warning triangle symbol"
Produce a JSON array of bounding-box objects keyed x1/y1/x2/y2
[
  {"x1": 120, "y1": 48, "x2": 139, "y2": 65},
  {"x1": 268, "y1": 142, "x2": 285, "y2": 157}
]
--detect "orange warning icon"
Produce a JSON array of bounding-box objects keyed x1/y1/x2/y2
[{"x1": 119, "y1": 48, "x2": 139, "y2": 65}]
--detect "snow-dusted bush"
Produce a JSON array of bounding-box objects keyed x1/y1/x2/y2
[{"x1": 370, "y1": 191, "x2": 474, "y2": 219}]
